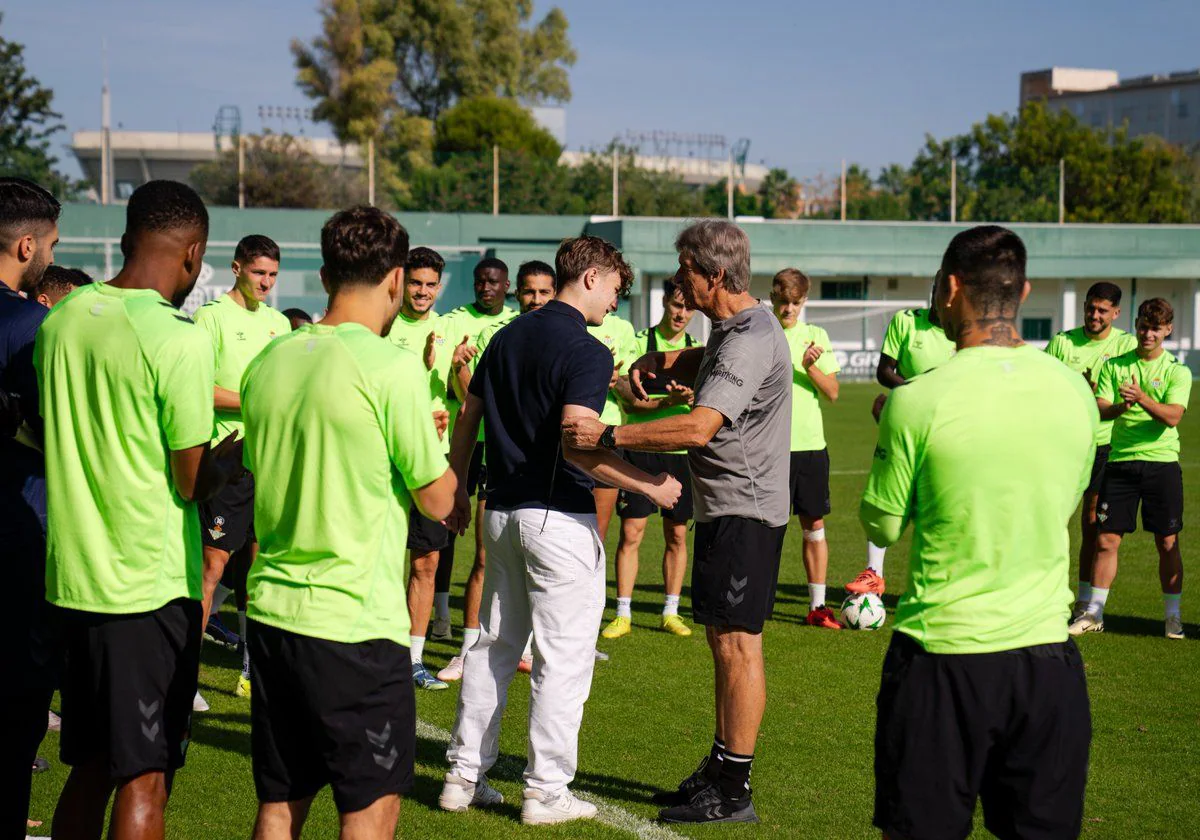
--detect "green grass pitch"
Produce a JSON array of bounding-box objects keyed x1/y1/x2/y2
[{"x1": 27, "y1": 383, "x2": 1200, "y2": 838}]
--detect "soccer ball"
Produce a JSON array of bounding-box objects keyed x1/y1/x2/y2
[{"x1": 841, "y1": 593, "x2": 886, "y2": 630}]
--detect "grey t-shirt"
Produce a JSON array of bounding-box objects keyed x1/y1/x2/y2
[{"x1": 690, "y1": 301, "x2": 792, "y2": 527}]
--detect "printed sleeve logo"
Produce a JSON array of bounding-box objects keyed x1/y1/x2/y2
[
  {"x1": 709, "y1": 366, "x2": 744, "y2": 387},
  {"x1": 873, "y1": 445, "x2": 887, "y2": 461}
]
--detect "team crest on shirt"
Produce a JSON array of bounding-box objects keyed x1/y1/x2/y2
[{"x1": 208, "y1": 516, "x2": 226, "y2": 541}]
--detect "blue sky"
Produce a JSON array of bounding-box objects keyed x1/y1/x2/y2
[{"x1": 9, "y1": 0, "x2": 1200, "y2": 181}]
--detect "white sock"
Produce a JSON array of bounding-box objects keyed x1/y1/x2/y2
[
  {"x1": 460, "y1": 627, "x2": 480, "y2": 656},
  {"x1": 663, "y1": 594, "x2": 680, "y2": 616},
  {"x1": 434, "y1": 592, "x2": 450, "y2": 620},
  {"x1": 1086, "y1": 587, "x2": 1110, "y2": 618},
  {"x1": 809, "y1": 583, "x2": 826, "y2": 609},
  {"x1": 1164, "y1": 593, "x2": 1182, "y2": 620},
  {"x1": 210, "y1": 583, "x2": 232, "y2": 615},
  {"x1": 867, "y1": 542, "x2": 886, "y2": 575},
  {"x1": 1077, "y1": 581, "x2": 1092, "y2": 602},
  {"x1": 237, "y1": 610, "x2": 247, "y2": 640},
  {"x1": 522, "y1": 634, "x2": 533, "y2": 659},
  {"x1": 410, "y1": 635, "x2": 426, "y2": 665},
  {"x1": 616, "y1": 597, "x2": 632, "y2": 619}
]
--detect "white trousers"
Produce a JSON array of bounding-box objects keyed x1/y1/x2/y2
[{"x1": 447, "y1": 507, "x2": 606, "y2": 793}]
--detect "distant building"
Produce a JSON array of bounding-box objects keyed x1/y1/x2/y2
[
  {"x1": 71, "y1": 128, "x2": 769, "y2": 201},
  {"x1": 1020, "y1": 67, "x2": 1200, "y2": 146},
  {"x1": 71, "y1": 131, "x2": 364, "y2": 202}
]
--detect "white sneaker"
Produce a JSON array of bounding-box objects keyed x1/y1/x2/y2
[
  {"x1": 437, "y1": 655, "x2": 465, "y2": 682},
  {"x1": 430, "y1": 616, "x2": 453, "y2": 640},
  {"x1": 521, "y1": 788, "x2": 598, "y2": 826},
  {"x1": 47, "y1": 710, "x2": 62, "y2": 732},
  {"x1": 438, "y1": 773, "x2": 504, "y2": 812},
  {"x1": 1166, "y1": 615, "x2": 1185, "y2": 640},
  {"x1": 192, "y1": 690, "x2": 210, "y2": 712},
  {"x1": 1068, "y1": 613, "x2": 1104, "y2": 636},
  {"x1": 1070, "y1": 600, "x2": 1089, "y2": 623}
]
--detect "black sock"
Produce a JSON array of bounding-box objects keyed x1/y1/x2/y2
[
  {"x1": 718, "y1": 750, "x2": 753, "y2": 801},
  {"x1": 703, "y1": 736, "x2": 725, "y2": 782}
]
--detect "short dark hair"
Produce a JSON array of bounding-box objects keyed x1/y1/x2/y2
[
  {"x1": 555, "y1": 236, "x2": 633, "y2": 296},
  {"x1": 320, "y1": 206, "x2": 409, "y2": 293},
  {"x1": 0, "y1": 177, "x2": 62, "y2": 250},
  {"x1": 234, "y1": 234, "x2": 280, "y2": 265},
  {"x1": 517, "y1": 260, "x2": 555, "y2": 290},
  {"x1": 1137, "y1": 298, "x2": 1174, "y2": 327},
  {"x1": 473, "y1": 256, "x2": 508, "y2": 282},
  {"x1": 772, "y1": 268, "x2": 811, "y2": 300},
  {"x1": 1085, "y1": 282, "x2": 1122, "y2": 307},
  {"x1": 282, "y1": 307, "x2": 313, "y2": 325},
  {"x1": 125, "y1": 180, "x2": 208, "y2": 242},
  {"x1": 31, "y1": 265, "x2": 92, "y2": 300},
  {"x1": 940, "y1": 225, "x2": 1027, "y2": 317},
  {"x1": 406, "y1": 246, "x2": 445, "y2": 278}
]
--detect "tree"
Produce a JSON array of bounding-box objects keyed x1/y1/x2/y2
[
  {"x1": 190, "y1": 132, "x2": 366, "y2": 209},
  {"x1": 757, "y1": 168, "x2": 800, "y2": 219},
  {"x1": 703, "y1": 179, "x2": 760, "y2": 217},
  {"x1": 0, "y1": 15, "x2": 79, "y2": 197},
  {"x1": 292, "y1": 0, "x2": 576, "y2": 136},
  {"x1": 434, "y1": 95, "x2": 560, "y2": 159},
  {"x1": 566, "y1": 145, "x2": 706, "y2": 217}
]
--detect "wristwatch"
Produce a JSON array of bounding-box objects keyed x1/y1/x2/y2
[{"x1": 599, "y1": 425, "x2": 618, "y2": 450}]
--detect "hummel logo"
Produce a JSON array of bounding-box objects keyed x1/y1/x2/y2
[
  {"x1": 726, "y1": 592, "x2": 745, "y2": 606},
  {"x1": 729, "y1": 576, "x2": 747, "y2": 592},
  {"x1": 139, "y1": 699, "x2": 160, "y2": 742},
  {"x1": 705, "y1": 806, "x2": 725, "y2": 819},
  {"x1": 366, "y1": 722, "x2": 392, "y2": 750},
  {"x1": 373, "y1": 746, "x2": 399, "y2": 770}
]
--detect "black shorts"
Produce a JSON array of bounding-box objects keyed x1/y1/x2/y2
[
  {"x1": 58, "y1": 598, "x2": 202, "y2": 779},
  {"x1": 617, "y1": 451, "x2": 694, "y2": 521},
  {"x1": 250, "y1": 621, "x2": 416, "y2": 813},
  {"x1": 691, "y1": 516, "x2": 786, "y2": 633},
  {"x1": 407, "y1": 505, "x2": 449, "y2": 553},
  {"x1": 874, "y1": 633, "x2": 1090, "y2": 840},
  {"x1": 467, "y1": 444, "x2": 487, "y2": 500},
  {"x1": 200, "y1": 471, "x2": 256, "y2": 554},
  {"x1": 1085, "y1": 444, "x2": 1111, "y2": 497},
  {"x1": 788, "y1": 449, "x2": 832, "y2": 520},
  {"x1": 1098, "y1": 460, "x2": 1184, "y2": 536}
]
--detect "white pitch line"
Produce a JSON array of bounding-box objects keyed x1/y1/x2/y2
[{"x1": 416, "y1": 718, "x2": 687, "y2": 840}]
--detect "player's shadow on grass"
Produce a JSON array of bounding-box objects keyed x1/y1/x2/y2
[
  {"x1": 413, "y1": 730, "x2": 662, "y2": 813},
  {"x1": 1097, "y1": 612, "x2": 1195, "y2": 639},
  {"x1": 189, "y1": 712, "x2": 252, "y2": 757}
]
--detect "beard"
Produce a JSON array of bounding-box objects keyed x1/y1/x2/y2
[
  {"x1": 171, "y1": 277, "x2": 199, "y2": 308},
  {"x1": 19, "y1": 251, "x2": 50, "y2": 294}
]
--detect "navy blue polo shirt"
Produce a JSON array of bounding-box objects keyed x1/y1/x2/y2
[
  {"x1": 469, "y1": 300, "x2": 614, "y2": 514},
  {"x1": 0, "y1": 283, "x2": 47, "y2": 438}
]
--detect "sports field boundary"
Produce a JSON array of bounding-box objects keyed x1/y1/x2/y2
[{"x1": 415, "y1": 719, "x2": 687, "y2": 840}]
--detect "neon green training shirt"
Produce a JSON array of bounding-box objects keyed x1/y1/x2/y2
[
  {"x1": 1044, "y1": 326, "x2": 1137, "y2": 446},
  {"x1": 388, "y1": 310, "x2": 452, "y2": 454},
  {"x1": 782, "y1": 321, "x2": 840, "y2": 452},
  {"x1": 444, "y1": 302, "x2": 516, "y2": 442},
  {"x1": 881, "y1": 307, "x2": 956, "y2": 380},
  {"x1": 622, "y1": 325, "x2": 697, "y2": 455},
  {"x1": 35, "y1": 284, "x2": 215, "y2": 613},
  {"x1": 1095, "y1": 349, "x2": 1191, "y2": 463},
  {"x1": 193, "y1": 293, "x2": 291, "y2": 442},
  {"x1": 862, "y1": 345, "x2": 1098, "y2": 654},
  {"x1": 587, "y1": 314, "x2": 639, "y2": 426},
  {"x1": 242, "y1": 322, "x2": 447, "y2": 646}
]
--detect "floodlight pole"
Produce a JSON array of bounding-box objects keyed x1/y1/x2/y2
[
  {"x1": 727, "y1": 150, "x2": 734, "y2": 219},
  {"x1": 950, "y1": 158, "x2": 957, "y2": 223},
  {"x1": 1058, "y1": 158, "x2": 1065, "y2": 224},
  {"x1": 612, "y1": 146, "x2": 619, "y2": 217},
  {"x1": 368, "y1": 137, "x2": 375, "y2": 206},
  {"x1": 840, "y1": 159, "x2": 846, "y2": 222},
  {"x1": 237, "y1": 135, "x2": 245, "y2": 209},
  {"x1": 492, "y1": 145, "x2": 499, "y2": 216}
]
